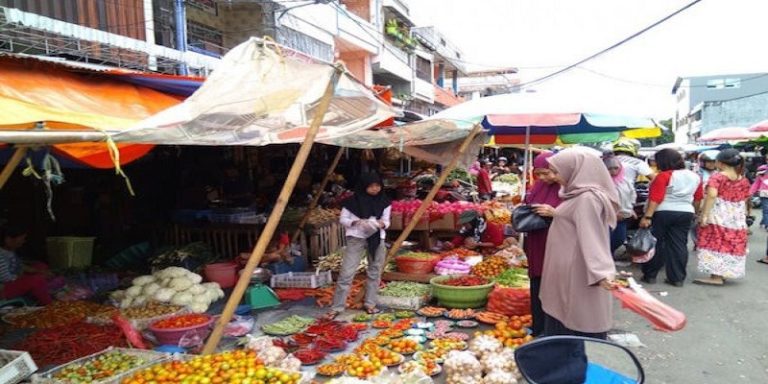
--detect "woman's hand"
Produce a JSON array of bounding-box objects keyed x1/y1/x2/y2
[
  {"x1": 532, "y1": 204, "x2": 556, "y2": 217},
  {"x1": 598, "y1": 278, "x2": 620, "y2": 290},
  {"x1": 699, "y1": 216, "x2": 710, "y2": 227},
  {"x1": 377, "y1": 220, "x2": 386, "y2": 229},
  {"x1": 639, "y1": 217, "x2": 652, "y2": 229}
]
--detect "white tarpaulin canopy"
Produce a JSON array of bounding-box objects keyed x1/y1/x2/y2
[{"x1": 113, "y1": 38, "x2": 395, "y2": 146}]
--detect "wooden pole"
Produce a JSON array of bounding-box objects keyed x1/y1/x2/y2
[
  {"x1": 291, "y1": 146, "x2": 345, "y2": 244},
  {"x1": 203, "y1": 70, "x2": 341, "y2": 354},
  {"x1": 0, "y1": 147, "x2": 29, "y2": 190},
  {"x1": 386, "y1": 124, "x2": 483, "y2": 261}
]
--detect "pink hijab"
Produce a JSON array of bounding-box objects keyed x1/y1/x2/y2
[
  {"x1": 548, "y1": 149, "x2": 620, "y2": 228},
  {"x1": 603, "y1": 155, "x2": 625, "y2": 185}
]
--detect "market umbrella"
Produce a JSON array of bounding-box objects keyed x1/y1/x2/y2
[
  {"x1": 697, "y1": 126, "x2": 760, "y2": 142},
  {"x1": 417, "y1": 91, "x2": 661, "y2": 195},
  {"x1": 748, "y1": 119, "x2": 768, "y2": 133}
]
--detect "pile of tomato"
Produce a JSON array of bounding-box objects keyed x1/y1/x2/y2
[
  {"x1": 151, "y1": 314, "x2": 210, "y2": 330},
  {"x1": 121, "y1": 350, "x2": 302, "y2": 384}
]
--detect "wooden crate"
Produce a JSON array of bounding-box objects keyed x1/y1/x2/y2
[
  {"x1": 404, "y1": 213, "x2": 429, "y2": 231},
  {"x1": 305, "y1": 221, "x2": 346, "y2": 264},
  {"x1": 429, "y1": 213, "x2": 456, "y2": 231},
  {"x1": 389, "y1": 212, "x2": 403, "y2": 230}
]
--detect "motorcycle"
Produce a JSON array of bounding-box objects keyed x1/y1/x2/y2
[{"x1": 515, "y1": 335, "x2": 645, "y2": 384}]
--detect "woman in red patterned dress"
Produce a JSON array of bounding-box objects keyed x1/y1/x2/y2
[{"x1": 695, "y1": 149, "x2": 752, "y2": 285}]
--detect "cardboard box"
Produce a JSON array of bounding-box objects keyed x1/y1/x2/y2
[
  {"x1": 429, "y1": 213, "x2": 456, "y2": 231},
  {"x1": 389, "y1": 212, "x2": 403, "y2": 231},
  {"x1": 404, "y1": 213, "x2": 429, "y2": 231}
]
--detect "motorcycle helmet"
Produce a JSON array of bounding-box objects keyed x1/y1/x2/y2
[
  {"x1": 699, "y1": 150, "x2": 719, "y2": 162},
  {"x1": 613, "y1": 139, "x2": 638, "y2": 156}
]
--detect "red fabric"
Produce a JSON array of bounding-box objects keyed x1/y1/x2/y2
[
  {"x1": 694, "y1": 180, "x2": 704, "y2": 202},
  {"x1": 477, "y1": 168, "x2": 492, "y2": 195},
  {"x1": 278, "y1": 233, "x2": 290, "y2": 247},
  {"x1": 697, "y1": 173, "x2": 751, "y2": 256},
  {"x1": 648, "y1": 170, "x2": 672, "y2": 204},
  {"x1": 450, "y1": 222, "x2": 504, "y2": 248},
  {"x1": 275, "y1": 289, "x2": 309, "y2": 302},
  {"x1": 706, "y1": 173, "x2": 752, "y2": 202},
  {"x1": 2, "y1": 273, "x2": 52, "y2": 304}
]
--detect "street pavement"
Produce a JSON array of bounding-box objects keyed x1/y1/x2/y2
[{"x1": 612, "y1": 225, "x2": 768, "y2": 383}]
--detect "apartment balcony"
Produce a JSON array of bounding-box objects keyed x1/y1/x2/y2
[
  {"x1": 383, "y1": 0, "x2": 414, "y2": 26},
  {"x1": 413, "y1": 78, "x2": 434, "y2": 103},
  {"x1": 373, "y1": 41, "x2": 412, "y2": 82},
  {"x1": 337, "y1": 7, "x2": 380, "y2": 54}
]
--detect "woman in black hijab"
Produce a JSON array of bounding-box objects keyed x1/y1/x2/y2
[{"x1": 325, "y1": 173, "x2": 392, "y2": 319}]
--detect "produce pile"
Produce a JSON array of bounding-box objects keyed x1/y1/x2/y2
[
  {"x1": 151, "y1": 313, "x2": 210, "y2": 329},
  {"x1": 261, "y1": 315, "x2": 315, "y2": 336},
  {"x1": 110, "y1": 266, "x2": 224, "y2": 313},
  {"x1": 494, "y1": 268, "x2": 530, "y2": 288},
  {"x1": 51, "y1": 350, "x2": 150, "y2": 382},
  {"x1": 439, "y1": 276, "x2": 489, "y2": 287},
  {"x1": 391, "y1": 200, "x2": 485, "y2": 218},
  {"x1": 13, "y1": 322, "x2": 127, "y2": 366},
  {"x1": 482, "y1": 204, "x2": 512, "y2": 226},
  {"x1": 309, "y1": 277, "x2": 367, "y2": 309},
  {"x1": 4, "y1": 300, "x2": 114, "y2": 328},
  {"x1": 379, "y1": 281, "x2": 431, "y2": 298},
  {"x1": 121, "y1": 350, "x2": 306, "y2": 384},
  {"x1": 470, "y1": 256, "x2": 509, "y2": 278},
  {"x1": 281, "y1": 207, "x2": 340, "y2": 226},
  {"x1": 477, "y1": 316, "x2": 533, "y2": 348}
]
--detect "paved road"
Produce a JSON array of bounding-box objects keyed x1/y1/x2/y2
[{"x1": 612, "y1": 226, "x2": 768, "y2": 383}]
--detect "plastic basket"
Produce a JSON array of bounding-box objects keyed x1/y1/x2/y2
[
  {"x1": 33, "y1": 347, "x2": 167, "y2": 384},
  {"x1": 429, "y1": 275, "x2": 495, "y2": 309},
  {"x1": 395, "y1": 255, "x2": 439, "y2": 274},
  {"x1": 377, "y1": 295, "x2": 431, "y2": 310},
  {"x1": 270, "y1": 271, "x2": 332, "y2": 289},
  {"x1": 46, "y1": 237, "x2": 95, "y2": 269},
  {"x1": 0, "y1": 349, "x2": 37, "y2": 384}
]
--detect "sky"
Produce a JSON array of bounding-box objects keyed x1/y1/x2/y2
[{"x1": 409, "y1": 0, "x2": 768, "y2": 118}]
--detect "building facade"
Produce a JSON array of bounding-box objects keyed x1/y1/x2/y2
[{"x1": 672, "y1": 73, "x2": 768, "y2": 143}]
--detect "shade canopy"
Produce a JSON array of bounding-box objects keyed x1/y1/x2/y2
[
  {"x1": 698, "y1": 126, "x2": 760, "y2": 143},
  {"x1": 748, "y1": 119, "x2": 768, "y2": 133}
]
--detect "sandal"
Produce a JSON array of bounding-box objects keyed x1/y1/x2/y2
[
  {"x1": 757, "y1": 259, "x2": 768, "y2": 265},
  {"x1": 322, "y1": 310, "x2": 340, "y2": 321},
  {"x1": 365, "y1": 306, "x2": 382, "y2": 315},
  {"x1": 693, "y1": 278, "x2": 724, "y2": 286}
]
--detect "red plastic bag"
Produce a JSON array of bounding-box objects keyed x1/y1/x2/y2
[
  {"x1": 112, "y1": 313, "x2": 148, "y2": 349},
  {"x1": 612, "y1": 286, "x2": 686, "y2": 332},
  {"x1": 486, "y1": 286, "x2": 531, "y2": 316}
]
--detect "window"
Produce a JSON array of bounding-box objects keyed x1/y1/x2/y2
[
  {"x1": 706, "y1": 78, "x2": 741, "y2": 89},
  {"x1": 415, "y1": 56, "x2": 431, "y2": 82},
  {"x1": 186, "y1": 20, "x2": 223, "y2": 52},
  {"x1": 188, "y1": 0, "x2": 217, "y2": 14}
]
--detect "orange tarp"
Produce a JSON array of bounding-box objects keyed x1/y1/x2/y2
[{"x1": 0, "y1": 56, "x2": 182, "y2": 168}]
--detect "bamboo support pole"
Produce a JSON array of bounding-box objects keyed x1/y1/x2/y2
[
  {"x1": 386, "y1": 124, "x2": 483, "y2": 261},
  {"x1": 291, "y1": 146, "x2": 345, "y2": 244},
  {"x1": 202, "y1": 70, "x2": 341, "y2": 354},
  {"x1": 0, "y1": 147, "x2": 29, "y2": 190}
]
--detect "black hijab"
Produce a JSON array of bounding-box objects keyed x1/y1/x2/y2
[{"x1": 342, "y1": 172, "x2": 391, "y2": 256}]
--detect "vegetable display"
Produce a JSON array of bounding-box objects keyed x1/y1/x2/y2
[
  {"x1": 445, "y1": 308, "x2": 477, "y2": 320},
  {"x1": 441, "y1": 276, "x2": 489, "y2": 287},
  {"x1": 52, "y1": 350, "x2": 147, "y2": 382},
  {"x1": 475, "y1": 311, "x2": 510, "y2": 325},
  {"x1": 293, "y1": 348, "x2": 326, "y2": 365},
  {"x1": 261, "y1": 315, "x2": 315, "y2": 335},
  {"x1": 151, "y1": 313, "x2": 210, "y2": 329},
  {"x1": 387, "y1": 338, "x2": 422, "y2": 354},
  {"x1": 379, "y1": 281, "x2": 431, "y2": 298},
  {"x1": 4, "y1": 301, "x2": 114, "y2": 328},
  {"x1": 471, "y1": 256, "x2": 510, "y2": 278},
  {"x1": 111, "y1": 266, "x2": 224, "y2": 313},
  {"x1": 317, "y1": 362, "x2": 346, "y2": 377},
  {"x1": 13, "y1": 322, "x2": 127, "y2": 366},
  {"x1": 494, "y1": 268, "x2": 531, "y2": 288},
  {"x1": 121, "y1": 350, "x2": 304, "y2": 384},
  {"x1": 416, "y1": 306, "x2": 446, "y2": 317}
]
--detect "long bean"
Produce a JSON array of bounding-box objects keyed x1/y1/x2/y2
[{"x1": 380, "y1": 282, "x2": 431, "y2": 298}]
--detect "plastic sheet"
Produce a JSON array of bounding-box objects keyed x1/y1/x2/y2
[{"x1": 612, "y1": 286, "x2": 686, "y2": 332}]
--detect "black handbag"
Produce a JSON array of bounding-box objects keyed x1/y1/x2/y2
[
  {"x1": 626, "y1": 228, "x2": 657, "y2": 256},
  {"x1": 512, "y1": 205, "x2": 552, "y2": 232}
]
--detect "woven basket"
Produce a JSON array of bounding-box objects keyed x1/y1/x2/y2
[{"x1": 429, "y1": 275, "x2": 495, "y2": 309}]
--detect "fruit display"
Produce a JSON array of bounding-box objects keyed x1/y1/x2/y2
[
  {"x1": 377, "y1": 329, "x2": 404, "y2": 339},
  {"x1": 438, "y1": 248, "x2": 481, "y2": 259},
  {"x1": 391, "y1": 318, "x2": 419, "y2": 330},
  {"x1": 470, "y1": 256, "x2": 509, "y2": 278},
  {"x1": 371, "y1": 320, "x2": 392, "y2": 329},
  {"x1": 316, "y1": 362, "x2": 346, "y2": 377},
  {"x1": 352, "y1": 313, "x2": 372, "y2": 322},
  {"x1": 445, "y1": 308, "x2": 476, "y2": 320},
  {"x1": 387, "y1": 338, "x2": 422, "y2": 354},
  {"x1": 431, "y1": 338, "x2": 468, "y2": 352},
  {"x1": 261, "y1": 315, "x2": 315, "y2": 335},
  {"x1": 441, "y1": 275, "x2": 489, "y2": 287},
  {"x1": 365, "y1": 347, "x2": 404, "y2": 366},
  {"x1": 416, "y1": 306, "x2": 446, "y2": 317},
  {"x1": 479, "y1": 319, "x2": 534, "y2": 348},
  {"x1": 52, "y1": 350, "x2": 150, "y2": 382},
  {"x1": 394, "y1": 310, "x2": 415, "y2": 318},
  {"x1": 120, "y1": 350, "x2": 305, "y2": 384},
  {"x1": 373, "y1": 313, "x2": 395, "y2": 322},
  {"x1": 483, "y1": 204, "x2": 512, "y2": 225},
  {"x1": 413, "y1": 350, "x2": 445, "y2": 364},
  {"x1": 335, "y1": 354, "x2": 384, "y2": 379},
  {"x1": 475, "y1": 311, "x2": 510, "y2": 325},
  {"x1": 151, "y1": 313, "x2": 210, "y2": 329}
]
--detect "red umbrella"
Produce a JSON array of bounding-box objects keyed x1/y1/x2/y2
[
  {"x1": 698, "y1": 126, "x2": 760, "y2": 142},
  {"x1": 748, "y1": 119, "x2": 768, "y2": 132}
]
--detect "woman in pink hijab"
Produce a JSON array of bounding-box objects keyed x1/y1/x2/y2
[
  {"x1": 604, "y1": 155, "x2": 637, "y2": 254},
  {"x1": 540, "y1": 149, "x2": 620, "y2": 339},
  {"x1": 524, "y1": 151, "x2": 562, "y2": 336}
]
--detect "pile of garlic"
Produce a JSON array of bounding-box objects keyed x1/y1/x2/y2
[
  {"x1": 444, "y1": 350, "x2": 483, "y2": 384},
  {"x1": 110, "y1": 266, "x2": 224, "y2": 313}
]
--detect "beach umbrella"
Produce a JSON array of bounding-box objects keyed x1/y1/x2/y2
[
  {"x1": 698, "y1": 127, "x2": 760, "y2": 143},
  {"x1": 748, "y1": 119, "x2": 768, "y2": 133}
]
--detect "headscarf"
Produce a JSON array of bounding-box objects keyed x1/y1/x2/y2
[
  {"x1": 602, "y1": 155, "x2": 625, "y2": 185},
  {"x1": 525, "y1": 152, "x2": 562, "y2": 207},
  {"x1": 548, "y1": 149, "x2": 620, "y2": 228},
  {"x1": 458, "y1": 210, "x2": 487, "y2": 242},
  {"x1": 342, "y1": 172, "x2": 392, "y2": 256}
]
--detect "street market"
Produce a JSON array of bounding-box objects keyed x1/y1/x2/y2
[{"x1": 1, "y1": 1, "x2": 768, "y2": 383}]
